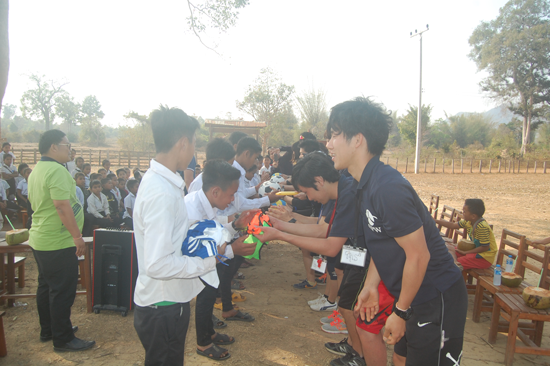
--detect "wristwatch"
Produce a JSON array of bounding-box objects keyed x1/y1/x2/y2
[
  {"x1": 392, "y1": 303, "x2": 413, "y2": 321},
  {"x1": 288, "y1": 218, "x2": 297, "y2": 223}
]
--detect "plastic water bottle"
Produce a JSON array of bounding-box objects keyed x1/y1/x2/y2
[
  {"x1": 505, "y1": 255, "x2": 514, "y2": 272},
  {"x1": 493, "y1": 265, "x2": 502, "y2": 286}
]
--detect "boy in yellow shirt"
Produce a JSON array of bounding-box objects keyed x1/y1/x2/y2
[{"x1": 436, "y1": 199, "x2": 497, "y2": 269}]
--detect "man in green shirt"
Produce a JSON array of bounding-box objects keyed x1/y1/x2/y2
[{"x1": 28, "y1": 130, "x2": 95, "y2": 352}]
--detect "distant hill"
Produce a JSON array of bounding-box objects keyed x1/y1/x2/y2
[{"x1": 457, "y1": 104, "x2": 516, "y2": 125}]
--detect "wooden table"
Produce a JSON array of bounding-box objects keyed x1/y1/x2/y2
[
  {"x1": 0, "y1": 237, "x2": 94, "y2": 311},
  {"x1": 473, "y1": 275, "x2": 529, "y2": 323}
]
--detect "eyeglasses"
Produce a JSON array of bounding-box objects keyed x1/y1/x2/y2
[{"x1": 58, "y1": 143, "x2": 71, "y2": 149}]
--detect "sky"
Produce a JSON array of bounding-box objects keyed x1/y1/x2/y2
[{"x1": 4, "y1": 0, "x2": 510, "y2": 128}]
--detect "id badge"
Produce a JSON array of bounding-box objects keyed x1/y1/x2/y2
[
  {"x1": 340, "y1": 245, "x2": 367, "y2": 267},
  {"x1": 311, "y1": 256, "x2": 327, "y2": 273}
]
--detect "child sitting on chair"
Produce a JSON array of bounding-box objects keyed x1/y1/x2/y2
[{"x1": 436, "y1": 198, "x2": 497, "y2": 270}]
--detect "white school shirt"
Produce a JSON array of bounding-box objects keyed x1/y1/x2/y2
[
  {"x1": 184, "y1": 189, "x2": 237, "y2": 288},
  {"x1": 0, "y1": 184, "x2": 6, "y2": 201},
  {"x1": 133, "y1": 159, "x2": 216, "y2": 306},
  {"x1": 75, "y1": 186, "x2": 84, "y2": 206},
  {"x1": 87, "y1": 192, "x2": 110, "y2": 218},
  {"x1": 188, "y1": 172, "x2": 203, "y2": 193},
  {"x1": 251, "y1": 173, "x2": 261, "y2": 187},
  {"x1": 65, "y1": 160, "x2": 76, "y2": 173},
  {"x1": 84, "y1": 174, "x2": 90, "y2": 189},
  {"x1": 71, "y1": 167, "x2": 82, "y2": 178},
  {"x1": 259, "y1": 165, "x2": 272, "y2": 175},
  {"x1": 17, "y1": 180, "x2": 28, "y2": 196},
  {"x1": 217, "y1": 160, "x2": 270, "y2": 216},
  {"x1": 123, "y1": 192, "x2": 135, "y2": 219},
  {"x1": 0, "y1": 152, "x2": 16, "y2": 169},
  {"x1": 111, "y1": 187, "x2": 122, "y2": 204}
]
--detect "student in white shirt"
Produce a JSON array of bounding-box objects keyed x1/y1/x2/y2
[
  {"x1": 101, "y1": 159, "x2": 113, "y2": 175},
  {"x1": 86, "y1": 180, "x2": 112, "y2": 228},
  {"x1": 82, "y1": 164, "x2": 91, "y2": 189},
  {"x1": 65, "y1": 149, "x2": 77, "y2": 173},
  {"x1": 185, "y1": 160, "x2": 258, "y2": 360},
  {"x1": 1, "y1": 154, "x2": 18, "y2": 196},
  {"x1": 122, "y1": 179, "x2": 138, "y2": 229},
  {"x1": 189, "y1": 137, "x2": 236, "y2": 194},
  {"x1": 71, "y1": 157, "x2": 85, "y2": 177},
  {"x1": 0, "y1": 142, "x2": 16, "y2": 169},
  {"x1": 133, "y1": 105, "x2": 218, "y2": 366},
  {"x1": 259, "y1": 155, "x2": 272, "y2": 176},
  {"x1": 16, "y1": 167, "x2": 31, "y2": 207}
]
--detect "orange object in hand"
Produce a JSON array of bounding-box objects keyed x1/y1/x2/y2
[{"x1": 246, "y1": 212, "x2": 272, "y2": 235}]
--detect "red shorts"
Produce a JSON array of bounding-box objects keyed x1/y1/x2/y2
[
  {"x1": 356, "y1": 281, "x2": 395, "y2": 334},
  {"x1": 456, "y1": 252, "x2": 492, "y2": 270}
]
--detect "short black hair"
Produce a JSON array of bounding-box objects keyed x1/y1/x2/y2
[
  {"x1": 292, "y1": 153, "x2": 339, "y2": 191},
  {"x1": 116, "y1": 168, "x2": 126, "y2": 176},
  {"x1": 102, "y1": 159, "x2": 110, "y2": 166},
  {"x1": 228, "y1": 131, "x2": 248, "y2": 146},
  {"x1": 202, "y1": 160, "x2": 241, "y2": 192},
  {"x1": 127, "y1": 179, "x2": 139, "y2": 190},
  {"x1": 75, "y1": 157, "x2": 84, "y2": 164},
  {"x1": 18, "y1": 163, "x2": 29, "y2": 174},
  {"x1": 90, "y1": 180, "x2": 101, "y2": 188},
  {"x1": 300, "y1": 132, "x2": 316, "y2": 140},
  {"x1": 90, "y1": 173, "x2": 100, "y2": 181},
  {"x1": 206, "y1": 138, "x2": 235, "y2": 162},
  {"x1": 82, "y1": 163, "x2": 91, "y2": 170},
  {"x1": 117, "y1": 177, "x2": 126, "y2": 183},
  {"x1": 22, "y1": 167, "x2": 32, "y2": 176},
  {"x1": 74, "y1": 172, "x2": 85, "y2": 179},
  {"x1": 299, "y1": 139, "x2": 321, "y2": 154},
  {"x1": 101, "y1": 178, "x2": 111, "y2": 186},
  {"x1": 38, "y1": 129, "x2": 66, "y2": 155},
  {"x1": 107, "y1": 173, "x2": 117, "y2": 180},
  {"x1": 264, "y1": 155, "x2": 272, "y2": 163},
  {"x1": 3, "y1": 153, "x2": 12, "y2": 161},
  {"x1": 2, "y1": 142, "x2": 10, "y2": 148},
  {"x1": 465, "y1": 199, "x2": 485, "y2": 217},
  {"x1": 98, "y1": 168, "x2": 106, "y2": 173},
  {"x1": 326, "y1": 97, "x2": 392, "y2": 156},
  {"x1": 150, "y1": 105, "x2": 200, "y2": 154},
  {"x1": 236, "y1": 137, "x2": 262, "y2": 156}
]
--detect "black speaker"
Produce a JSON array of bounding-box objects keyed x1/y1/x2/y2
[{"x1": 92, "y1": 228, "x2": 138, "y2": 316}]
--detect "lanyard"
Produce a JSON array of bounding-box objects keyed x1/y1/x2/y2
[{"x1": 326, "y1": 198, "x2": 338, "y2": 238}]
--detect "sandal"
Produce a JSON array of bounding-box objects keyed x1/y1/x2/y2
[
  {"x1": 223, "y1": 310, "x2": 255, "y2": 322},
  {"x1": 232, "y1": 292, "x2": 246, "y2": 302},
  {"x1": 196, "y1": 344, "x2": 230, "y2": 361},
  {"x1": 212, "y1": 333, "x2": 235, "y2": 345},
  {"x1": 234, "y1": 272, "x2": 245, "y2": 280},
  {"x1": 231, "y1": 280, "x2": 245, "y2": 290},
  {"x1": 214, "y1": 302, "x2": 238, "y2": 311},
  {"x1": 212, "y1": 314, "x2": 227, "y2": 329}
]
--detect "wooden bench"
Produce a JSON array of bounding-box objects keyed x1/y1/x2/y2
[
  {"x1": 488, "y1": 245, "x2": 550, "y2": 365},
  {"x1": 437, "y1": 205, "x2": 456, "y2": 244}
]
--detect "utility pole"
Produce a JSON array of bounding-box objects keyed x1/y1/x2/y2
[{"x1": 410, "y1": 25, "x2": 429, "y2": 174}]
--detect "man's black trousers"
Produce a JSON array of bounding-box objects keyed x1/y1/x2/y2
[
  {"x1": 32, "y1": 247, "x2": 78, "y2": 347},
  {"x1": 217, "y1": 255, "x2": 244, "y2": 312},
  {"x1": 195, "y1": 280, "x2": 217, "y2": 346}
]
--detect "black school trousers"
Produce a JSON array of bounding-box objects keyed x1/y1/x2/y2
[
  {"x1": 134, "y1": 302, "x2": 190, "y2": 366},
  {"x1": 32, "y1": 247, "x2": 78, "y2": 347},
  {"x1": 217, "y1": 255, "x2": 244, "y2": 312},
  {"x1": 195, "y1": 280, "x2": 217, "y2": 346}
]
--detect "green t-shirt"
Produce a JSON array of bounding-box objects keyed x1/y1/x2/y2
[{"x1": 28, "y1": 159, "x2": 84, "y2": 251}]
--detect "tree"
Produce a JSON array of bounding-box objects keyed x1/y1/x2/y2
[
  {"x1": 296, "y1": 87, "x2": 328, "y2": 140},
  {"x1": 55, "y1": 95, "x2": 81, "y2": 132},
  {"x1": 1, "y1": 102, "x2": 15, "y2": 120},
  {"x1": 81, "y1": 95, "x2": 105, "y2": 119},
  {"x1": 20, "y1": 74, "x2": 68, "y2": 130},
  {"x1": 186, "y1": 0, "x2": 249, "y2": 53},
  {"x1": 79, "y1": 117, "x2": 105, "y2": 147},
  {"x1": 397, "y1": 104, "x2": 432, "y2": 146},
  {"x1": 469, "y1": 0, "x2": 550, "y2": 155},
  {"x1": 236, "y1": 68, "x2": 295, "y2": 150},
  {"x1": 118, "y1": 111, "x2": 154, "y2": 151},
  {"x1": 0, "y1": 0, "x2": 8, "y2": 139}
]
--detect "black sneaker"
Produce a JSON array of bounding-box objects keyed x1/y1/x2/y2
[
  {"x1": 324, "y1": 337, "x2": 353, "y2": 356},
  {"x1": 40, "y1": 326, "x2": 79, "y2": 342},
  {"x1": 54, "y1": 337, "x2": 95, "y2": 352},
  {"x1": 329, "y1": 352, "x2": 366, "y2": 366}
]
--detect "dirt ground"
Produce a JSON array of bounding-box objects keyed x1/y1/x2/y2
[{"x1": 2, "y1": 173, "x2": 550, "y2": 366}]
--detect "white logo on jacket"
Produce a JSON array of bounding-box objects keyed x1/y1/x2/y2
[{"x1": 366, "y1": 209, "x2": 381, "y2": 233}]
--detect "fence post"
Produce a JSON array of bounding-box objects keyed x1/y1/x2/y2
[
  {"x1": 489, "y1": 159, "x2": 492, "y2": 173},
  {"x1": 99, "y1": 150, "x2": 102, "y2": 166},
  {"x1": 470, "y1": 159, "x2": 473, "y2": 173},
  {"x1": 498, "y1": 159, "x2": 501, "y2": 173},
  {"x1": 107, "y1": 150, "x2": 110, "y2": 161},
  {"x1": 442, "y1": 159, "x2": 445, "y2": 173},
  {"x1": 424, "y1": 159, "x2": 427, "y2": 173},
  {"x1": 89, "y1": 150, "x2": 92, "y2": 164},
  {"x1": 405, "y1": 158, "x2": 408, "y2": 173},
  {"x1": 526, "y1": 160, "x2": 529, "y2": 173},
  {"x1": 34, "y1": 149, "x2": 37, "y2": 164},
  {"x1": 479, "y1": 160, "x2": 482, "y2": 173},
  {"x1": 118, "y1": 151, "x2": 121, "y2": 166},
  {"x1": 128, "y1": 152, "x2": 131, "y2": 167},
  {"x1": 535, "y1": 161, "x2": 537, "y2": 173},
  {"x1": 433, "y1": 158, "x2": 436, "y2": 173},
  {"x1": 544, "y1": 161, "x2": 547, "y2": 174},
  {"x1": 137, "y1": 152, "x2": 141, "y2": 168},
  {"x1": 452, "y1": 159, "x2": 454, "y2": 174},
  {"x1": 461, "y1": 159, "x2": 463, "y2": 174}
]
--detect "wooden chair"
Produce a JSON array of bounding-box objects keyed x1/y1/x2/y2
[
  {"x1": 488, "y1": 245, "x2": 550, "y2": 365},
  {"x1": 0, "y1": 311, "x2": 5, "y2": 357},
  {"x1": 437, "y1": 205, "x2": 455, "y2": 243},
  {"x1": 471, "y1": 229, "x2": 526, "y2": 321},
  {"x1": 3, "y1": 256, "x2": 25, "y2": 289},
  {"x1": 18, "y1": 210, "x2": 27, "y2": 226},
  {"x1": 429, "y1": 194, "x2": 439, "y2": 219},
  {"x1": 452, "y1": 210, "x2": 467, "y2": 244}
]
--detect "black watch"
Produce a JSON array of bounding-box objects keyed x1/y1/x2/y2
[
  {"x1": 392, "y1": 303, "x2": 413, "y2": 321},
  {"x1": 288, "y1": 218, "x2": 297, "y2": 223},
  {"x1": 231, "y1": 220, "x2": 239, "y2": 231}
]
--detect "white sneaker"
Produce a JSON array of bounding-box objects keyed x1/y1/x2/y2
[
  {"x1": 310, "y1": 298, "x2": 338, "y2": 311},
  {"x1": 308, "y1": 293, "x2": 325, "y2": 305}
]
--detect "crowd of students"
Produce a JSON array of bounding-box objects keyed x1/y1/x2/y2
[{"x1": 15, "y1": 98, "x2": 549, "y2": 365}]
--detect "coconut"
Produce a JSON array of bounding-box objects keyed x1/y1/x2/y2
[
  {"x1": 457, "y1": 239, "x2": 476, "y2": 252},
  {"x1": 6, "y1": 229, "x2": 30, "y2": 246},
  {"x1": 501, "y1": 272, "x2": 523, "y2": 287},
  {"x1": 522, "y1": 287, "x2": 550, "y2": 309}
]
